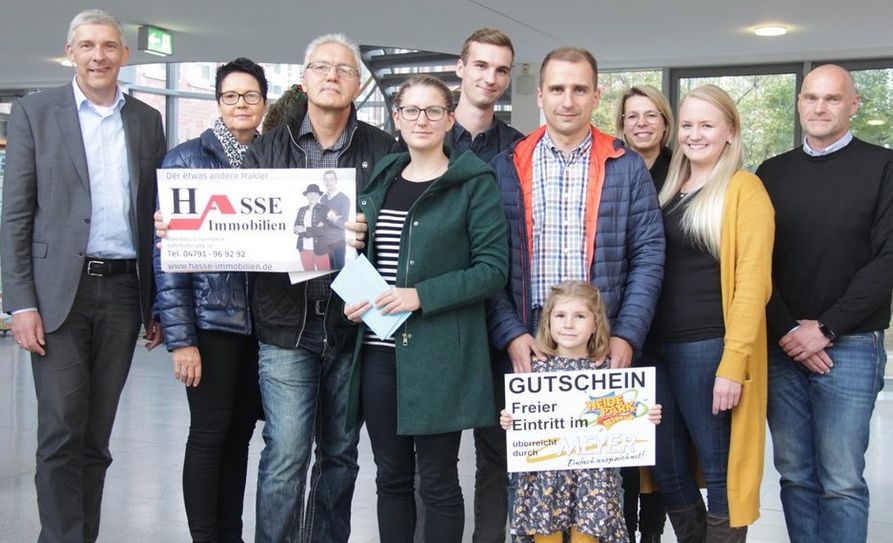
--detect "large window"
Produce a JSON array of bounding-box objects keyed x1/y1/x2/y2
[
  {"x1": 122, "y1": 61, "x2": 390, "y2": 149},
  {"x1": 847, "y1": 66, "x2": 893, "y2": 149},
  {"x1": 672, "y1": 66, "x2": 800, "y2": 171}
]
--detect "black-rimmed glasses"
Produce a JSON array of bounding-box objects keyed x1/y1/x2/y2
[
  {"x1": 218, "y1": 91, "x2": 263, "y2": 105},
  {"x1": 397, "y1": 106, "x2": 450, "y2": 121}
]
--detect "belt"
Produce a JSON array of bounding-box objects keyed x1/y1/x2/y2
[{"x1": 84, "y1": 258, "x2": 137, "y2": 277}]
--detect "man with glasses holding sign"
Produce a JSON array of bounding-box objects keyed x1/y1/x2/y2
[{"x1": 242, "y1": 34, "x2": 394, "y2": 543}]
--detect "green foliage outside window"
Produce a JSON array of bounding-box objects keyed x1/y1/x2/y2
[
  {"x1": 677, "y1": 74, "x2": 796, "y2": 171},
  {"x1": 591, "y1": 70, "x2": 662, "y2": 136},
  {"x1": 592, "y1": 67, "x2": 892, "y2": 172},
  {"x1": 851, "y1": 69, "x2": 893, "y2": 149}
]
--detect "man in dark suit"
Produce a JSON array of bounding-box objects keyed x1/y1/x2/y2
[
  {"x1": 0, "y1": 9, "x2": 166, "y2": 542},
  {"x1": 319, "y1": 169, "x2": 350, "y2": 269}
]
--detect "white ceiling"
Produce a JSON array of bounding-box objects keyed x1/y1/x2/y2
[{"x1": 2, "y1": 0, "x2": 893, "y2": 90}]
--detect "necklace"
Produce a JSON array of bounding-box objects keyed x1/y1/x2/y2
[{"x1": 404, "y1": 160, "x2": 448, "y2": 182}]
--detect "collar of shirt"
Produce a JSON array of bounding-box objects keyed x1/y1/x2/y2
[
  {"x1": 71, "y1": 77, "x2": 125, "y2": 116},
  {"x1": 802, "y1": 130, "x2": 853, "y2": 156},
  {"x1": 297, "y1": 113, "x2": 357, "y2": 153},
  {"x1": 449, "y1": 119, "x2": 516, "y2": 163},
  {"x1": 541, "y1": 129, "x2": 593, "y2": 164},
  {"x1": 450, "y1": 120, "x2": 494, "y2": 146}
]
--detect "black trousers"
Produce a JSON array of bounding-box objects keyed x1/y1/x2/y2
[
  {"x1": 31, "y1": 271, "x2": 142, "y2": 543},
  {"x1": 328, "y1": 241, "x2": 346, "y2": 270},
  {"x1": 471, "y1": 350, "x2": 509, "y2": 543},
  {"x1": 183, "y1": 329, "x2": 261, "y2": 542},
  {"x1": 361, "y1": 348, "x2": 464, "y2": 543},
  {"x1": 621, "y1": 465, "x2": 667, "y2": 538}
]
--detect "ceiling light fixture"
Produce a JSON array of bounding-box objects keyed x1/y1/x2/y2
[
  {"x1": 754, "y1": 25, "x2": 788, "y2": 37},
  {"x1": 867, "y1": 119, "x2": 886, "y2": 126},
  {"x1": 59, "y1": 58, "x2": 74, "y2": 67}
]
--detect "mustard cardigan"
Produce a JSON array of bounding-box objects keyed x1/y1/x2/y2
[{"x1": 717, "y1": 170, "x2": 775, "y2": 526}]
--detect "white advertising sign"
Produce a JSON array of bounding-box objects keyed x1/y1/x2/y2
[
  {"x1": 157, "y1": 168, "x2": 356, "y2": 282},
  {"x1": 505, "y1": 367, "x2": 656, "y2": 472}
]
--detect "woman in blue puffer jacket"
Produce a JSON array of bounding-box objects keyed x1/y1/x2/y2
[{"x1": 153, "y1": 57, "x2": 268, "y2": 542}]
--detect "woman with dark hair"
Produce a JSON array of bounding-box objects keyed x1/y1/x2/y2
[
  {"x1": 342, "y1": 74, "x2": 508, "y2": 543},
  {"x1": 153, "y1": 57, "x2": 267, "y2": 542}
]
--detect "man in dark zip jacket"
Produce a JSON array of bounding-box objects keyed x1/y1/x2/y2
[{"x1": 242, "y1": 33, "x2": 394, "y2": 543}]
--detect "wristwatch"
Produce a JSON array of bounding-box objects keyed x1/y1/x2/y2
[{"x1": 818, "y1": 322, "x2": 837, "y2": 341}]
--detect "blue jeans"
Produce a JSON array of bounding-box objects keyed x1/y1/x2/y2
[
  {"x1": 652, "y1": 338, "x2": 732, "y2": 515},
  {"x1": 255, "y1": 338, "x2": 360, "y2": 543},
  {"x1": 767, "y1": 331, "x2": 886, "y2": 543}
]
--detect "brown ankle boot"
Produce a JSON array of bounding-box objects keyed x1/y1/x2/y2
[
  {"x1": 666, "y1": 502, "x2": 707, "y2": 543},
  {"x1": 706, "y1": 514, "x2": 747, "y2": 542}
]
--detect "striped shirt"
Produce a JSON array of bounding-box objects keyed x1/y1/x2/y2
[
  {"x1": 530, "y1": 131, "x2": 593, "y2": 308},
  {"x1": 364, "y1": 175, "x2": 434, "y2": 348}
]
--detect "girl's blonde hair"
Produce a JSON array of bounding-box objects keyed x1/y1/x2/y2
[
  {"x1": 535, "y1": 281, "x2": 611, "y2": 359},
  {"x1": 658, "y1": 84, "x2": 744, "y2": 259}
]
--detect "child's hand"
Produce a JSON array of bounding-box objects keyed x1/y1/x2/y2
[
  {"x1": 648, "y1": 404, "x2": 662, "y2": 425},
  {"x1": 499, "y1": 409, "x2": 513, "y2": 431}
]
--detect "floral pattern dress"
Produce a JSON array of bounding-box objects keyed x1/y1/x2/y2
[{"x1": 511, "y1": 356, "x2": 629, "y2": 543}]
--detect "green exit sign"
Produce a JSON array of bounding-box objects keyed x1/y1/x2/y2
[{"x1": 138, "y1": 25, "x2": 173, "y2": 56}]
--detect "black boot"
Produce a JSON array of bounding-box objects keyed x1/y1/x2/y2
[
  {"x1": 706, "y1": 514, "x2": 747, "y2": 542},
  {"x1": 639, "y1": 533, "x2": 663, "y2": 543},
  {"x1": 666, "y1": 502, "x2": 707, "y2": 543}
]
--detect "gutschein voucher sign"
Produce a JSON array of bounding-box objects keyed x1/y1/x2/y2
[
  {"x1": 157, "y1": 168, "x2": 355, "y2": 278},
  {"x1": 504, "y1": 367, "x2": 656, "y2": 472}
]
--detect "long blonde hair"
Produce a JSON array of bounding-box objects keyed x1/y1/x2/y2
[
  {"x1": 658, "y1": 84, "x2": 743, "y2": 258},
  {"x1": 535, "y1": 281, "x2": 611, "y2": 360}
]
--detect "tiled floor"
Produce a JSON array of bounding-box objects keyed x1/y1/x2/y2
[{"x1": 1, "y1": 335, "x2": 891, "y2": 542}]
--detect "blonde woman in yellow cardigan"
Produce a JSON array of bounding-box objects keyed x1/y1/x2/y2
[{"x1": 649, "y1": 84, "x2": 774, "y2": 543}]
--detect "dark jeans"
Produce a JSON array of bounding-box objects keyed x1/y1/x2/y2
[
  {"x1": 621, "y1": 467, "x2": 667, "y2": 536},
  {"x1": 362, "y1": 348, "x2": 464, "y2": 543},
  {"x1": 652, "y1": 337, "x2": 731, "y2": 516},
  {"x1": 31, "y1": 271, "x2": 142, "y2": 543},
  {"x1": 183, "y1": 330, "x2": 260, "y2": 542}
]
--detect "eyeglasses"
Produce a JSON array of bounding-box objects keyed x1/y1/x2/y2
[
  {"x1": 305, "y1": 62, "x2": 360, "y2": 79},
  {"x1": 397, "y1": 106, "x2": 450, "y2": 121},
  {"x1": 623, "y1": 111, "x2": 663, "y2": 125},
  {"x1": 219, "y1": 91, "x2": 263, "y2": 105}
]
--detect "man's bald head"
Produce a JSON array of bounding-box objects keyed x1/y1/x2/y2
[
  {"x1": 803, "y1": 64, "x2": 857, "y2": 95},
  {"x1": 798, "y1": 64, "x2": 860, "y2": 150}
]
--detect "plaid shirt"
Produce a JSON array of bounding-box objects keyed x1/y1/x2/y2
[
  {"x1": 530, "y1": 131, "x2": 593, "y2": 308},
  {"x1": 295, "y1": 114, "x2": 358, "y2": 302}
]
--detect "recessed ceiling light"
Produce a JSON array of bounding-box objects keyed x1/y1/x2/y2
[
  {"x1": 754, "y1": 25, "x2": 788, "y2": 37},
  {"x1": 867, "y1": 119, "x2": 885, "y2": 126},
  {"x1": 58, "y1": 58, "x2": 74, "y2": 67}
]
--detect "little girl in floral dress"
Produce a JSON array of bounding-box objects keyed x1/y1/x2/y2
[{"x1": 501, "y1": 281, "x2": 662, "y2": 543}]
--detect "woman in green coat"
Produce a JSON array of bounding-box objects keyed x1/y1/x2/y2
[{"x1": 343, "y1": 75, "x2": 508, "y2": 542}]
